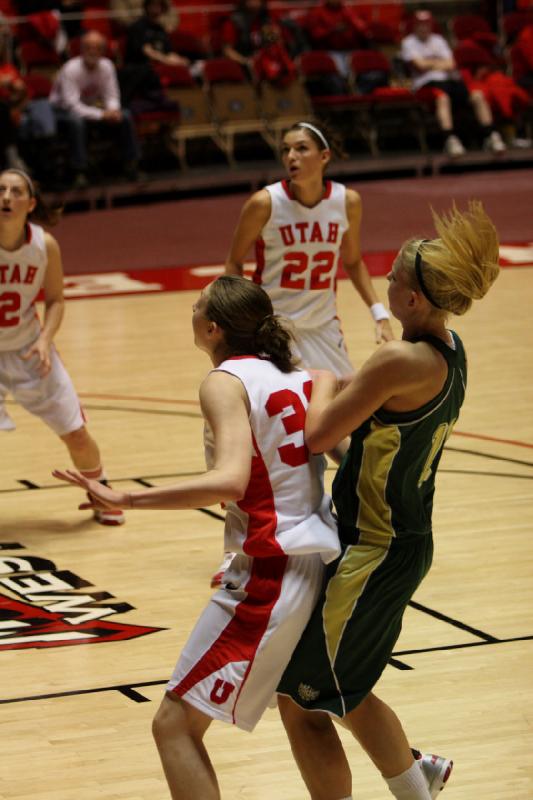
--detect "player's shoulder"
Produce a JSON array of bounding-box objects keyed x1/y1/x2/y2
[
  {"x1": 242, "y1": 188, "x2": 272, "y2": 223},
  {"x1": 247, "y1": 187, "x2": 272, "y2": 210},
  {"x1": 344, "y1": 186, "x2": 362, "y2": 206},
  {"x1": 43, "y1": 230, "x2": 60, "y2": 250}
]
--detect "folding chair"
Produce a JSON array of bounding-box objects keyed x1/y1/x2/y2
[
  {"x1": 298, "y1": 50, "x2": 376, "y2": 154},
  {"x1": 156, "y1": 63, "x2": 224, "y2": 169},
  {"x1": 18, "y1": 41, "x2": 61, "y2": 81},
  {"x1": 259, "y1": 79, "x2": 313, "y2": 151},
  {"x1": 203, "y1": 57, "x2": 274, "y2": 164},
  {"x1": 350, "y1": 49, "x2": 427, "y2": 153}
]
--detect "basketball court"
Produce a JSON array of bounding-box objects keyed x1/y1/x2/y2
[{"x1": 0, "y1": 168, "x2": 532, "y2": 799}]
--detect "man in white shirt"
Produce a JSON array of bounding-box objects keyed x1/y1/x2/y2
[
  {"x1": 50, "y1": 30, "x2": 142, "y2": 187},
  {"x1": 401, "y1": 10, "x2": 505, "y2": 157}
]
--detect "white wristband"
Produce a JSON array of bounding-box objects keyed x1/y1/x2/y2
[{"x1": 370, "y1": 302, "x2": 390, "y2": 322}]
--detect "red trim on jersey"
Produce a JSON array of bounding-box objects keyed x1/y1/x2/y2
[
  {"x1": 25, "y1": 223, "x2": 32, "y2": 244},
  {"x1": 281, "y1": 179, "x2": 293, "y2": 199},
  {"x1": 253, "y1": 237, "x2": 265, "y2": 285},
  {"x1": 323, "y1": 180, "x2": 332, "y2": 199},
  {"x1": 238, "y1": 431, "x2": 284, "y2": 557},
  {"x1": 172, "y1": 553, "x2": 288, "y2": 719}
]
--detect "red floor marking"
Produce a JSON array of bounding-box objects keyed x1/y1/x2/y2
[
  {"x1": 60, "y1": 243, "x2": 533, "y2": 301},
  {"x1": 451, "y1": 430, "x2": 533, "y2": 450}
]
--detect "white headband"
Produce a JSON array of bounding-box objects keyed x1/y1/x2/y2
[
  {"x1": 4, "y1": 168, "x2": 35, "y2": 197},
  {"x1": 297, "y1": 122, "x2": 330, "y2": 150}
]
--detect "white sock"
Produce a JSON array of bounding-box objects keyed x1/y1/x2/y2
[{"x1": 385, "y1": 760, "x2": 431, "y2": 799}]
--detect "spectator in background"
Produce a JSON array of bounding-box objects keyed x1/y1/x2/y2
[
  {"x1": 304, "y1": 0, "x2": 368, "y2": 76},
  {"x1": 120, "y1": 0, "x2": 184, "y2": 115},
  {"x1": 221, "y1": 0, "x2": 304, "y2": 81},
  {"x1": 50, "y1": 30, "x2": 142, "y2": 188},
  {"x1": 401, "y1": 9, "x2": 506, "y2": 157},
  {"x1": 0, "y1": 14, "x2": 30, "y2": 171},
  {"x1": 0, "y1": 102, "x2": 28, "y2": 171},
  {"x1": 512, "y1": 23, "x2": 533, "y2": 96},
  {"x1": 458, "y1": 44, "x2": 532, "y2": 148},
  {"x1": 221, "y1": 0, "x2": 274, "y2": 72},
  {"x1": 111, "y1": 0, "x2": 179, "y2": 34},
  {"x1": 15, "y1": 0, "x2": 83, "y2": 44},
  {"x1": 124, "y1": 0, "x2": 187, "y2": 67}
]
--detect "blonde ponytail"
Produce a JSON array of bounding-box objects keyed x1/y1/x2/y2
[{"x1": 401, "y1": 201, "x2": 500, "y2": 315}]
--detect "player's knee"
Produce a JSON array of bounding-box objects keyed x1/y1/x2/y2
[
  {"x1": 60, "y1": 425, "x2": 90, "y2": 450},
  {"x1": 152, "y1": 693, "x2": 199, "y2": 746},
  {"x1": 152, "y1": 695, "x2": 187, "y2": 743},
  {"x1": 278, "y1": 694, "x2": 329, "y2": 734}
]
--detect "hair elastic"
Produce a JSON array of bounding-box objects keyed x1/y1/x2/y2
[
  {"x1": 297, "y1": 122, "x2": 330, "y2": 150},
  {"x1": 4, "y1": 168, "x2": 35, "y2": 197},
  {"x1": 414, "y1": 239, "x2": 443, "y2": 309}
]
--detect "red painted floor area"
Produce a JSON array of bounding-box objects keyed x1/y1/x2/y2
[{"x1": 59, "y1": 243, "x2": 532, "y2": 300}]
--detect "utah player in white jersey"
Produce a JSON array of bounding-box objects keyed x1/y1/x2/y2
[
  {"x1": 214, "y1": 121, "x2": 395, "y2": 587},
  {"x1": 225, "y1": 121, "x2": 394, "y2": 378},
  {"x1": 53, "y1": 275, "x2": 340, "y2": 799},
  {"x1": 0, "y1": 169, "x2": 124, "y2": 525}
]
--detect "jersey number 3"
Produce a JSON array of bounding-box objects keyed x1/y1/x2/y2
[
  {"x1": 0, "y1": 292, "x2": 21, "y2": 327},
  {"x1": 265, "y1": 382, "x2": 312, "y2": 467}
]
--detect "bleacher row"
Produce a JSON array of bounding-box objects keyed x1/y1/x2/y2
[{"x1": 2, "y1": 1, "x2": 533, "y2": 175}]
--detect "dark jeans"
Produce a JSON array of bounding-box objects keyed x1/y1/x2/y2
[
  {"x1": 0, "y1": 102, "x2": 16, "y2": 155},
  {"x1": 52, "y1": 107, "x2": 140, "y2": 171},
  {"x1": 424, "y1": 78, "x2": 470, "y2": 109}
]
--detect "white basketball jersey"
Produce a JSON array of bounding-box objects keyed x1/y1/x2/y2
[
  {"x1": 0, "y1": 223, "x2": 46, "y2": 351},
  {"x1": 253, "y1": 180, "x2": 349, "y2": 329},
  {"x1": 206, "y1": 356, "x2": 339, "y2": 563}
]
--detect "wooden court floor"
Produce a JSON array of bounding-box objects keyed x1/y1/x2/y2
[{"x1": 0, "y1": 269, "x2": 532, "y2": 799}]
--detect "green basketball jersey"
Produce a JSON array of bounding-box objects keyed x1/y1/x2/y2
[{"x1": 333, "y1": 331, "x2": 467, "y2": 544}]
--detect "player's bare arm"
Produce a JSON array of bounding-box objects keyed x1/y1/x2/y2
[
  {"x1": 225, "y1": 189, "x2": 272, "y2": 275},
  {"x1": 54, "y1": 371, "x2": 253, "y2": 511},
  {"x1": 22, "y1": 233, "x2": 65, "y2": 375},
  {"x1": 341, "y1": 190, "x2": 394, "y2": 343},
  {"x1": 305, "y1": 341, "x2": 444, "y2": 453}
]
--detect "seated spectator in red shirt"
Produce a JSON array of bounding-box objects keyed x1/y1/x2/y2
[
  {"x1": 0, "y1": 15, "x2": 30, "y2": 171},
  {"x1": 304, "y1": 0, "x2": 368, "y2": 51},
  {"x1": 461, "y1": 57, "x2": 531, "y2": 147},
  {"x1": 221, "y1": 0, "x2": 303, "y2": 83}
]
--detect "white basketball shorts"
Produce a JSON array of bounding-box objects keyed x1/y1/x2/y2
[
  {"x1": 0, "y1": 342, "x2": 85, "y2": 435},
  {"x1": 166, "y1": 550, "x2": 325, "y2": 731},
  {"x1": 292, "y1": 318, "x2": 354, "y2": 379}
]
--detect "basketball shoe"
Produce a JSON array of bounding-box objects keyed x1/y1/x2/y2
[
  {"x1": 86, "y1": 486, "x2": 125, "y2": 526},
  {"x1": 412, "y1": 749, "x2": 453, "y2": 798},
  {"x1": 93, "y1": 508, "x2": 125, "y2": 526}
]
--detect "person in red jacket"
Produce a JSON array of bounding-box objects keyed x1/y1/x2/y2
[{"x1": 304, "y1": 0, "x2": 368, "y2": 52}]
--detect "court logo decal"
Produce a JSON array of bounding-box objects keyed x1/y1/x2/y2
[{"x1": 0, "y1": 547, "x2": 163, "y2": 650}]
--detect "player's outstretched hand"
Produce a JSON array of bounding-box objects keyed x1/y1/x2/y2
[{"x1": 52, "y1": 469, "x2": 129, "y2": 510}]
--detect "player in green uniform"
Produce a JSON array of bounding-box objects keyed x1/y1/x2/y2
[{"x1": 277, "y1": 201, "x2": 500, "y2": 800}]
